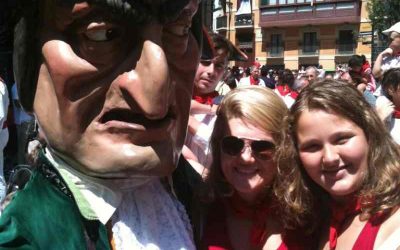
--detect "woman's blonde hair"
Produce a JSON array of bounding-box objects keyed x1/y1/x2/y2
[
  {"x1": 275, "y1": 79, "x2": 400, "y2": 231},
  {"x1": 205, "y1": 86, "x2": 288, "y2": 199}
]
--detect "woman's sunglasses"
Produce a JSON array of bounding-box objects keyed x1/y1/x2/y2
[{"x1": 220, "y1": 136, "x2": 275, "y2": 160}]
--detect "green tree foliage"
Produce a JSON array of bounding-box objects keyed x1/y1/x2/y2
[{"x1": 368, "y1": 0, "x2": 400, "y2": 37}]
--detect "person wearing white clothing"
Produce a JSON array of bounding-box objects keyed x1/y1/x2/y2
[
  {"x1": 184, "y1": 32, "x2": 247, "y2": 176},
  {"x1": 0, "y1": 79, "x2": 9, "y2": 202},
  {"x1": 238, "y1": 64, "x2": 266, "y2": 87},
  {"x1": 372, "y1": 22, "x2": 400, "y2": 81},
  {"x1": 375, "y1": 68, "x2": 400, "y2": 145}
]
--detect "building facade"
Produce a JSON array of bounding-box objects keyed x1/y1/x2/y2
[{"x1": 214, "y1": 0, "x2": 372, "y2": 71}]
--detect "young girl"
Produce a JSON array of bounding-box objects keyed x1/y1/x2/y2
[{"x1": 276, "y1": 79, "x2": 400, "y2": 249}]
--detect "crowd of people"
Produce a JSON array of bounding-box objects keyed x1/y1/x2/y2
[
  {"x1": 182, "y1": 19, "x2": 400, "y2": 250},
  {"x1": 0, "y1": 0, "x2": 399, "y2": 249}
]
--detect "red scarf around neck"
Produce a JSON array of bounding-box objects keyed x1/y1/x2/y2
[
  {"x1": 192, "y1": 91, "x2": 219, "y2": 105},
  {"x1": 226, "y1": 192, "x2": 275, "y2": 248},
  {"x1": 290, "y1": 90, "x2": 299, "y2": 99},
  {"x1": 276, "y1": 85, "x2": 291, "y2": 96},
  {"x1": 329, "y1": 197, "x2": 361, "y2": 250},
  {"x1": 393, "y1": 108, "x2": 400, "y2": 119},
  {"x1": 250, "y1": 76, "x2": 259, "y2": 85}
]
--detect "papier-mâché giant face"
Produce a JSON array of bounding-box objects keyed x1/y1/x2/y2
[{"x1": 33, "y1": 0, "x2": 200, "y2": 177}]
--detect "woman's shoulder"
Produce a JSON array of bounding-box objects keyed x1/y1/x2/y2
[{"x1": 375, "y1": 207, "x2": 400, "y2": 249}]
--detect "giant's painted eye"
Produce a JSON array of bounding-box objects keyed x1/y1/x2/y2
[{"x1": 85, "y1": 28, "x2": 120, "y2": 42}]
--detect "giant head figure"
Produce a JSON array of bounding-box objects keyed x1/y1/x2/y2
[{"x1": 14, "y1": 0, "x2": 202, "y2": 178}]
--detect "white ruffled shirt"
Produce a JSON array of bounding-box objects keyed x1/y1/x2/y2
[{"x1": 45, "y1": 149, "x2": 195, "y2": 250}]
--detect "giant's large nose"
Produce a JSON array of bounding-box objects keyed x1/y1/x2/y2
[{"x1": 118, "y1": 36, "x2": 170, "y2": 120}]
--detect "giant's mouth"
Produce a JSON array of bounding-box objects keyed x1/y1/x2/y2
[{"x1": 99, "y1": 108, "x2": 175, "y2": 129}]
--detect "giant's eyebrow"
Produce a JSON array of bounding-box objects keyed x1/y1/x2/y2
[
  {"x1": 54, "y1": 0, "x2": 190, "y2": 23},
  {"x1": 88, "y1": 0, "x2": 154, "y2": 24},
  {"x1": 51, "y1": 0, "x2": 154, "y2": 28}
]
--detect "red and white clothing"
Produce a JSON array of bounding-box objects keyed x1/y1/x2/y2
[
  {"x1": 185, "y1": 92, "x2": 219, "y2": 173},
  {"x1": 376, "y1": 96, "x2": 400, "y2": 144},
  {"x1": 274, "y1": 85, "x2": 297, "y2": 108},
  {"x1": 238, "y1": 76, "x2": 266, "y2": 88}
]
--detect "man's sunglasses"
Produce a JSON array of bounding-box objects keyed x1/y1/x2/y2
[{"x1": 220, "y1": 136, "x2": 275, "y2": 160}]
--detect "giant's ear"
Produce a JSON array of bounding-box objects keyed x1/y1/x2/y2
[
  {"x1": 13, "y1": 0, "x2": 42, "y2": 113},
  {"x1": 201, "y1": 26, "x2": 215, "y2": 61},
  {"x1": 228, "y1": 43, "x2": 248, "y2": 62}
]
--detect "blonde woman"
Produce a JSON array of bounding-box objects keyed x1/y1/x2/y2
[{"x1": 198, "y1": 86, "x2": 309, "y2": 250}]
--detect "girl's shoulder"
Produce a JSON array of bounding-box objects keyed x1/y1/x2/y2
[{"x1": 374, "y1": 207, "x2": 400, "y2": 249}]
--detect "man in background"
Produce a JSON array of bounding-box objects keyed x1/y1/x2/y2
[
  {"x1": 305, "y1": 66, "x2": 319, "y2": 84},
  {"x1": 238, "y1": 63, "x2": 266, "y2": 87},
  {"x1": 373, "y1": 22, "x2": 400, "y2": 80},
  {"x1": 183, "y1": 32, "x2": 247, "y2": 175}
]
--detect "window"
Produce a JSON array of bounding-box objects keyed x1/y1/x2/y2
[
  {"x1": 279, "y1": 7, "x2": 295, "y2": 13},
  {"x1": 298, "y1": 6, "x2": 312, "y2": 12},
  {"x1": 214, "y1": 0, "x2": 221, "y2": 8},
  {"x1": 276, "y1": 0, "x2": 295, "y2": 3},
  {"x1": 338, "y1": 30, "x2": 355, "y2": 53},
  {"x1": 270, "y1": 34, "x2": 283, "y2": 55},
  {"x1": 303, "y1": 32, "x2": 318, "y2": 53},
  {"x1": 336, "y1": 2, "x2": 354, "y2": 9},
  {"x1": 262, "y1": 0, "x2": 277, "y2": 5},
  {"x1": 316, "y1": 4, "x2": 334, "y2": 11},
  {"x1": 262, "y1": 8, "x2": 278, "y2": 15}
]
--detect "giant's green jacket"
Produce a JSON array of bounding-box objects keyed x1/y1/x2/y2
[
  {"x1": 0, "y1": 152, "x2": 201, "y2": 250},
  {"x1": 0, "y1": 168, "x2": 111, "y2": 249}
]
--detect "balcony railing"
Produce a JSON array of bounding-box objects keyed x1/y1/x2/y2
[
  {"x1": 216, "y1": 16, "x2": 228, "y2": 30},
  {"x1": 259, "y1": 1, "x2": 360, "y2": 27},
  {"x1": 238, "y1": 41, "x2": 253, "y2": 49},
  {"x1": 267, "y1": 44, "x2": 284, "y2": 57},
  {"x1": 260, "y1": 0, "x2": 354, "y2": 6},
  {"x1": 336, "y1": 43, "x2": 356, "y2": 55},
  {"x1": 235, "y1": 13, "x2": 253, "y2": 27},
  {"x1": 299, "y1": 42, "x2": 320, "y2": 56}
]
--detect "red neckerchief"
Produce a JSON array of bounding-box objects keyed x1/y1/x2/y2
[
  {"x1": 290, "y1": 90, "x2": 299, "y2": 99},
  {"x1": 329, "y1": 197, "x2": 361, "y2": 250},
  {"x1": 361, "y1": 61, "x2": 371, "y2": 73},
  {"x1": 276, "y1": 85, "x2": 291, "y2": 96},
  {"x1": 226, "y1": 193, "x2": 274, "y2": 248},
  {"x1": 394, "y1": 108, "x2": 400, "y2": 119},
  {"x1": 192, "y1": 91, "x2": 219, "y2": 105},
  {"x1": 250, "y1": 76, "x2": 259, "y2": 85}
]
